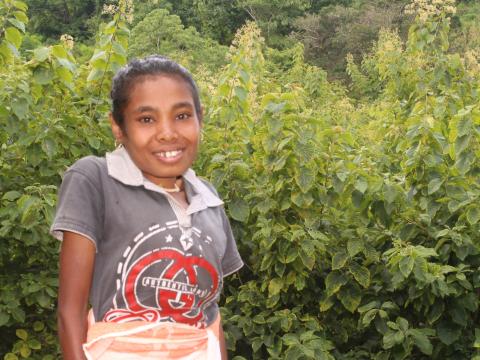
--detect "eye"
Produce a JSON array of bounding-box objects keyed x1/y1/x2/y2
[
  {"x1": 139, "y1": 116, "x2": 154, "y2": 124},
  {"x1": 176, "y1": 113, "x2": 191, "y2": 121}
]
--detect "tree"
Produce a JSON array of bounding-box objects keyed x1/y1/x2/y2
[
  {"x1": 292, "y1": 0, "x2": 412, "y2": 79},
  {"x1": 25, "y1": 0, "x2": 106, "y2": 42},
  {"x1": 128, "y1": 8, "x2": 227, "y2": 73}
]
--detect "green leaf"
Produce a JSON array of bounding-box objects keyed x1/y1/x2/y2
[
  {"x1": 319, "y1": 295, "x2": 335, "y2": 312},
  {"x1": 51, "y1": 44, "x2": 68, "y2": 59},
  {"x1": 383, "y1": 184, "x2": 398, "y2": 204},
  {"x1": 295, "y1": 167, "x2": 315, "y2": 193},
  {"x1": 2, "y1": 191, "x2": 21, "y2": 201},
  {"x1": 299, "y1": 249, "x2": 315, "y2": 271},
  {"x1": 332, "y1": 251, "x2": 349, "y2": 270},
  {"x1": 455, "y1": 135, "x2": 470, "y2": 156},
  {"x1": 20, "y1": 196, "x2": 38, "y2": 226},
  {"x1": 33, "y1": 321, "x2": 44, "y2": 332},
  {"x1": 5, "y1": 27, "x2": 22, "y2": 48},
  {"x1": 16, "y1": 329, "x2": 28, "y2": 340},
  {"x1": 13, "y1": 10, "x2": 28, "y2": 23},
  {"x1": 427, "y1": 178, "x2": 443, "y2": 195},
  {"x1": 11, "y1": 308, "x2": 25, "y2": 323},
  {"x1": 449, "y1": 305, "x2": 468, "y2": 327},
  {"x1": 252, "y1": 337, "x2": 263, "y2": 352},
  {"x1": 325, "y1": 271, "x2": 347, "y2": 296},
  {"x1": 265, "y1": 101, "x2": 285, "y2": 114},
  {"x1": 358, "y1": 301, "x2": 379, "y2": 313},
  {"x1": 466, "y1": 206, "x2": 480, "y2": 225},
  {"x1": 0, "y1": 312, "x2": 10, "y2": 326},
  {"x1": 354, "y1": 177, "x2": 368, "y2": 194},
  {"x1": 268, "y1": 278, "x2": 283, "y2": 297},
  {"x1": 36, "y1": 292, "x2": 51, "y2": 308},
  {"x1": 7, "y1": 18, "x2": 26, "y2": 33},
  {"x1": 399, "y1": 256, "x2": 414, "y2": 278},
  {"x1": 349, "y1": 262, "x2": 370, "y2": 288},
  {"x1": 283, "y1": 334, "x2": 300, "y2": 346},
  {"x1": 456, "y1": 116, "x2": 472, "y2": 137},
  {"x1": 338, "y1": 285, "x2": 362, "y2": 313},
  {"x1": 27, "y1": 339, "x2": 41, "y2": 350},
  {"x1": 87, "y1": 136, "x2": 100, "y2": 150},
  {"x1": 229, "y1": 198, "x2": 249, "y2": 222},
  {"x1": 234, "y1": 86, "x2": 247, "y2": 102},
  {"x1": 56, "y1": 66, "x2": 73, "y2": 84},
  {"x1": 33, "y1": 67, "x2": 54, "y2": 84},
  {"x1": 20, "y1": 343, "x2": 31, "y2": 358},
  {"x1": 285, "y1": 247, "x2": 298, "y2": 263},
  {"x1": 4, "y1": 353, "x2": 18, "y2": 360},
  {"x1": 362, "y1": 309, "x2": 378, "y2": 327},
  {"x1": 87, "y1": 68, "x2": 104, "y2": 82},
  {"x1": 11, "y1": 97, "x2": 29, "y2": 119},
  {"x1": 41, "y1": 138, "x2": 57, "y2": 158},
  {"x1": 57, "y1": 57, "x2": 76, "y2": 72},
  {"x1": 284, "y1": 345, "x2": 303, "y2": 360},
  {"x1": 347, "y1": 238, "x2": 364, "y2": 257},
  {"x1": 33, "y1": 46, "x2": 51, "y2": 62},
  {"x1": 437, "y1": 321, "x2": 461, "y2": 345},
  {"x1": 13, "y1": 1, "x2": 28, "y2": 11},
  {"x1": 383, "y1": 330, "x2": 400, "y2": 349}
]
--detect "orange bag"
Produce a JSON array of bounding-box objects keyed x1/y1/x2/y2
[{"x1": 83, "y1": 311, "x2": 221, "y2": 360}]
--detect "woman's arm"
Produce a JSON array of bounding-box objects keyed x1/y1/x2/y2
[
  {"x1": 58, "y1": 231, "x2": 96, "y2": 360},
  {"x1": 219, "y1": 322, "x2": 228, "y2": 360}
]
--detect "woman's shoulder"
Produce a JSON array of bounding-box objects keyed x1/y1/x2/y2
[{"x1": 66, "y1": 155, "x2": 108, "y2": 179}]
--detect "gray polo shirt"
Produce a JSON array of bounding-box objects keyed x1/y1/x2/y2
[{"x1": 51, "y1": 147, "x2": 243, "y2": 327}]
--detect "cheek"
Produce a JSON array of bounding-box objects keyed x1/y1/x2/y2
[{"x1": 185, "y1": 123, "x2": 201, "y2": 143}]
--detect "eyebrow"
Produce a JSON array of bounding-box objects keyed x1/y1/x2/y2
[{"x1": 133, "y1": 102, "x2": 194, "y2": 113}]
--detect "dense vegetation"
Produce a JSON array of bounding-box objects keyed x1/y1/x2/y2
[{"x1": 1, "y1": 0, "x2": 479, "y2": 359}]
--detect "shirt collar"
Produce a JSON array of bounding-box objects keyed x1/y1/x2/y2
[{"x1": 105, "y1": 146, "x2": 223, "y2": 209}]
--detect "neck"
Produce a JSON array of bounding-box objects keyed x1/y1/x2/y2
[{"x1": 156, "y1": 177, "x2": 183, "y2": 191}]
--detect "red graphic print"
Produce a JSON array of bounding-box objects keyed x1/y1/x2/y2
[{"x1": 105, "y1": 248, "x2": 219, "y2": 326}]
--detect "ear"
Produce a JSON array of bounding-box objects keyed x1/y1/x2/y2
[{"x1": 109, "y1": 113, "x2": 125, "y2": 143}]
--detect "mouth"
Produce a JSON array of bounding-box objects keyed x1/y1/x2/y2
[{"x1": 153, "y1": 149, "x2": 184, "y2": 161}]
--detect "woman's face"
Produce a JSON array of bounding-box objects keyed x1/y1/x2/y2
[{"x1": 111, "y1": 75, "x2": 201, "y2": 188}]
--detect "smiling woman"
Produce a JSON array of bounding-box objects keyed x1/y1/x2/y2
[
  {"x1": 51, "y1": 55, "x2": 243, "y2": 359},
  {"x1": 110, "y1": 75, "x2": 202, "y2": 190}
]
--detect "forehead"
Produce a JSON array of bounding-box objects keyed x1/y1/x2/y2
[{"x1": 128, "y1": 74, "x2": 195, "y2": 103}]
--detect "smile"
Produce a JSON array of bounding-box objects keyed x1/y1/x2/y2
[{"x1": 154, "y1": 150, "x2": 183, "y2": 159}]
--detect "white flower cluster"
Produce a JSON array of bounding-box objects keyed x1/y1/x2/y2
[
  {"x1": 102, "y1": 3, "x2": 119, "y2": 15},
  {"x1": 405, "y1": 0, "x2": 456, "y2": 22},
  {"x1": 102, "y1": 1, "x2": 134, "y2": 23},
  {"x1": 102, "y1": 4, "x2": 118, "y2": 15},
  {"x1": 60, "y1": 34, "x2": 74, "y2": 49}
]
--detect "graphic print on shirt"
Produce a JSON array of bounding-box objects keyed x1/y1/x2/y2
[{"x1": 103, "y1": 220, "x2": 220, "y2": 327}]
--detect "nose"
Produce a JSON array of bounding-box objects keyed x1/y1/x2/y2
[{"x1": 154, "y1": 119, "x2": 178, "y2": 142}]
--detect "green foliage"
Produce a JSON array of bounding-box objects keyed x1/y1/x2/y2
[
  {"x1": 0, "y1": 0, "x2": 127, "y2": 356},
  {"x1": 25, "y1": 0, "x2": 105, "y2": 42},
  {"x1": 1, "y1": 0, "x2": 480, "y2": 359},
  {"x1": 237, "y1": 0, "x2": 311, "y2": 48},
  {"x1": 128, "y1": 8, "x2": 227, "y2": 73},
  {"x1": 0, "y1": 0, "x2": 28, "y2": 63},
  {"x1": 292, "y1": 1, "x2": 412, "y2": 79}
]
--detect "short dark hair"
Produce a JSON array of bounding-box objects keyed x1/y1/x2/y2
[{"x1": 110, "y1": 55, "x2": 202, "y2": 128}]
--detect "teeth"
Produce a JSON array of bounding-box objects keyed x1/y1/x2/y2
[{"x1": 158, "y1": 150, "x2": 182, "y2": 158}]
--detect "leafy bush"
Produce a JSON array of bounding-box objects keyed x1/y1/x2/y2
[
  {"x1": 128, "y1": 8, "x2": 228, "y2": 74},
  {"x1": 1, "y1": 0, "x2": 479, "y2": 359}
]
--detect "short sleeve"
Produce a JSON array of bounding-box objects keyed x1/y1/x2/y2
[
  {"x1": 220, "y1": 207, "x2": 244, "y2": 277},
  {"x1": 50, "y1": 162, "x2": 104, "y2": 248}
]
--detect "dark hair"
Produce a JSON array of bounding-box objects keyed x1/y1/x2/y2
[{"x1": 110, "y1": 55, "x2": 202, "y2": 128}]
